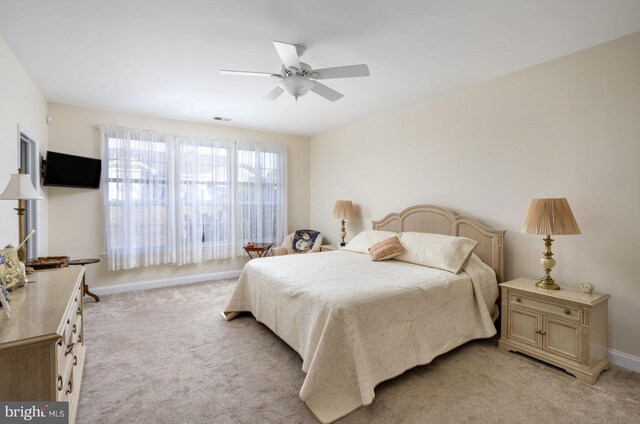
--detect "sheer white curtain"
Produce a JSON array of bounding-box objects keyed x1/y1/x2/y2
[
  {"x1": 174, "y1": 136, "x2": 234, "y2": 265},
  {"x1": 101, "y1": 127, "x2": 174, "y2": 271},
  {"x1": 236, "y1": 141, "x2": 287, "y2": 255},
  {"x1": 103, "y1": 126, "x2": 287, "y2": 269}
]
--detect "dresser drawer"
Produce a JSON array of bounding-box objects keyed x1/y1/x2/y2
[
  {"x1": 56, "y1": 339, "x2": 75, "y2": 402},
  {"x1": 56, "y1": 337, "x2": 76, "y2": 389},
  {"x1": 58, "y1": 366, "x2": 75, "y2": 402},
  {"x1": 56, "y1": 288, "x2": 83, "y2": 377},
  {"x1": 57, "y1": 322, "x2": 77, "y2": 363},
  {"x1": 509, "y1": 292, "x2": 581, "y2": 322},
  {"x1": 63, "y1": 292, "x2": 80, "y2": 338},
  {"x1": 57, "y1": 328, "x2": 82, "y2": 401}
]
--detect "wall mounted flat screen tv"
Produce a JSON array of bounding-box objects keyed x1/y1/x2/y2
[{"x1": 43, "y1": 151, "x2": 102, "y2": 189}]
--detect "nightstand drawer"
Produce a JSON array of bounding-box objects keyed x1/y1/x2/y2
[{"x1": 509, "y1": 293, "x2": 581, "y2": 322}]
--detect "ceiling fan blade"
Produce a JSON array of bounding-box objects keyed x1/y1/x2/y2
[
  {"x1": 263, "y1": 86, "x2": 284, "y2": 101},
  {"x1": 220, "y1": 70, "x2": 281, "y2": 78},
  {"x1": 273, "y1": 41, "x2": 301, "y2": 70},
  {"x1": 311, "y1": 64, "x2": 370, "y2": 80},
  {"x1": 310, "y1": 81, "x2": 344, "y2": 102}
]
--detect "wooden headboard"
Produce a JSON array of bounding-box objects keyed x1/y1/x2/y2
[{"x1": 372, "y1": 205, "x2": 506, "y2": 282}]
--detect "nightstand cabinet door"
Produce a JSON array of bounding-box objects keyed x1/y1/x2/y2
[
  {"x1": 543, "y1": 316, "x2": 581, "y2": 361},
  {"x1": 509, "y1": 307, "x2": 540, "y2": 348}
]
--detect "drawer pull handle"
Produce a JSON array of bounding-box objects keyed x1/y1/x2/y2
[
  {"x1": 57, "y1": 376, "x2": 63, "y2": 391},
  {"x1": 515, "y1": 297, "x2": 521, "y2": 302},
  {"x1": 564, "y1": 309, "x2": 571, "y2": 315},
  {"x1": 66, "y1": 380, "x2": 73, "y2": 395},
  {"x1": 65, "y1": 343, "x2": 75, "y2": 356},
  {"x1": 73, "y1": 356, "x2": 78, "y2": 366},
  {"x1": 72, "y1": 324, "x2": 77, "y2": 334}
]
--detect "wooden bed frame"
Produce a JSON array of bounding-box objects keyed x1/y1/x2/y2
[{"x1": 372, "y1": 204, "x2": 506, "y2": 283}]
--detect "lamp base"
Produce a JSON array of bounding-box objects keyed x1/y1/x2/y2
[
  {"x1": 535, "y1": 279, "x2": 560, "y2": 290},
  {"x1": 339, "y1": 219, "x2": 347, "y2": 246},
  {"x1": 536, "y1": 235, "x2": 561, "y2": 290}
]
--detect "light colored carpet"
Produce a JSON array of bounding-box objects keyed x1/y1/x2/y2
[{"x1": 77, "y1": 280, "x2": 640, "y2": 424}]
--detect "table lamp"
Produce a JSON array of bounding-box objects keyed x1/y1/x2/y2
[
  {"x1": 332, "y1": 200, "x2": 354, "y2": 247},
  {"x1": 521, "y1": 198, "x2": 580, "y2": 290},
  {"x1": 0, "y1": 169, "x2": 44, "y2": 262}
]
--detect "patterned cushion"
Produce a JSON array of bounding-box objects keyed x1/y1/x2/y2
[
  {"x1": 292, "y1": 229, "x2": 320, "y2": 252},
  {"x1": 368, "y1": 236, "x2": 404, "y2": 261}
]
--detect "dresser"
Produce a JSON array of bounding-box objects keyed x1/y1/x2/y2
[
  {"x1": 0, "y1": 267, "x2": 86, "y2": 423},
  {"x1": 498, "y1": 278, "x2": 610, "y2": 384}
]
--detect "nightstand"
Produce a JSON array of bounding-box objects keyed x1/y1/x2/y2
[
  {"x1": 498, "y1": 278, "x2": 610, "y2": 384},
  {"x1": 320, "y1": 245, "x2": 337, "y2": 252}
]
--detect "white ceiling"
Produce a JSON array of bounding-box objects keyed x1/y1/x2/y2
[{"x1": 1, "y1": 1, "x2": 640, "y2": 136}]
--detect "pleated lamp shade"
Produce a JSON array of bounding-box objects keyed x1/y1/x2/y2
[
  {"x1": 522, "y1": 198, "x2": 580, "y2": 235},
  {"x1": 333, "y1": 200, "x2": 354, "y2": 220}
]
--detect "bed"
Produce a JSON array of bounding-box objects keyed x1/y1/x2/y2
[{"x1": 223, "y1": 205, "x2": 506, "y2": 423}]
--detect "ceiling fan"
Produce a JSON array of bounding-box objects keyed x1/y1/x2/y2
[{"x1": 220, "y1": 41, "x2": 370, "y2": 102}]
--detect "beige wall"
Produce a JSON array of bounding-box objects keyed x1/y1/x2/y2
[
  {"x1": 0, "y1": 36, "x2": 48, "y2": 254},
  {"x1": 47, "y1": 103, "x2": 310, "y2": 288},
  {"x1": 310, "y1": 32, "x2": 640, "y2": 357}
]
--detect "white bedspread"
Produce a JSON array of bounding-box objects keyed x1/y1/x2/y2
[{"x1": 223, "y1": 251, "x2": 498, "y2": 423}]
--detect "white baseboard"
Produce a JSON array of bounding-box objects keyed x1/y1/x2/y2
[
  {"x1": 91, "y1": 269, "x2": 242, "y2": 296},
  {"x1": 609, "y1": 348, "x2": 640, "y2": 373}
]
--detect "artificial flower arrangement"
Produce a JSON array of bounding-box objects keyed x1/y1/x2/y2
[{"x1": 0, "y1": 245, "x2": 26, "y2": 290}]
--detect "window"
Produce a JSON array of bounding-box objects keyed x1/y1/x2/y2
[
  {"x1": 174, "y1": 136, "x2": 234, "y2": 264},
  {"x1": 236, "y1": 142, "x2": 286, "y2": 256},
  {"x1": 101, "y1": 127, "x2": 286, "y2": 271},
  {"x1": 103, "y1": 128, "x2": 172, "y2": 270}
]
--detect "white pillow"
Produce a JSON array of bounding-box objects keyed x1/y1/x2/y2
[
  {"x1": 342, "y1": 230, "x2": 398, "y2": 254},
  {"x1": 395, "y1": 232, "x2": 478, "y2": 274}
]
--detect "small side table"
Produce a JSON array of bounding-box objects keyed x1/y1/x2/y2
[
  {"x1": 244, "y1": 243, "x2": 273, "y2": 259},
  {"x1": 498, "y1": 278, "x2": 610, "y2": 383},
  {"x1": 68, "y1": 258, "x2": 101, "y2": 302}
]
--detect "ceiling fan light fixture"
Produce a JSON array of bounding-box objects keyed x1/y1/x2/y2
[
  {"x1": 220, "y1": 40, "x2": 370, "y2": 102},
  {"x1": 279, "y1": 76, "x2": 314, "y2": 100}
]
